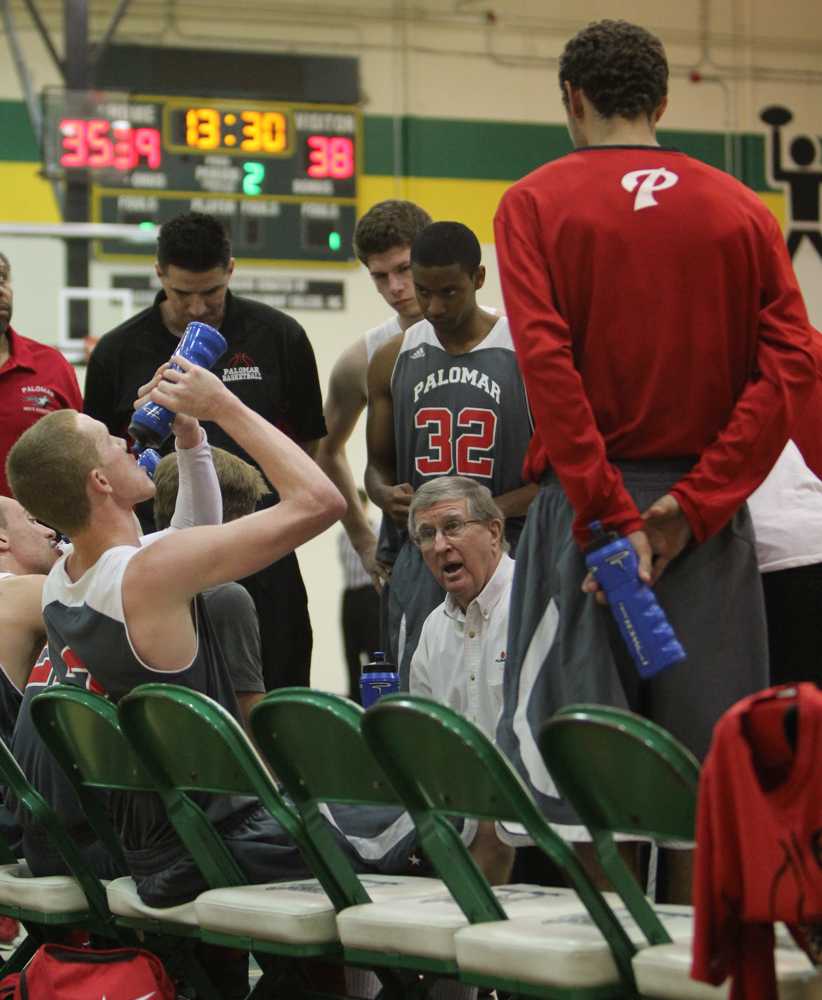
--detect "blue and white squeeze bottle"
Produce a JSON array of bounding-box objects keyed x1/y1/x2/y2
[
  {"x1": 584, "y1": 520, "x2": 686, "y2": 679},
  {"x1": 128, "y1": 320, "x2": 227, "y2": 450}
]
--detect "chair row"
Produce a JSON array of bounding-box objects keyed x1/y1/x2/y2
[{"x1": 0, "y1": 686, "x2": 818, "y2": 999}]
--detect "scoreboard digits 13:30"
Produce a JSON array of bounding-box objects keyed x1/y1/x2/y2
[{"x1": 41, "y1": 88, "x2": 361, "y2": 264}]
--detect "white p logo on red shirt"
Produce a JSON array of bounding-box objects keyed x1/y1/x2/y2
[{"x1": 621, "y1": 168, "x2": 679, "y2": 210}]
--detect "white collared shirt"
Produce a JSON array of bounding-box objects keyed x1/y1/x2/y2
[{"x1": 410, "y1": 553, "x2": 514, "y2": 741}]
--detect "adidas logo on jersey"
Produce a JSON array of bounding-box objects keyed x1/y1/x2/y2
[{"x1": 410, "y1": 346, "x2": 426, "y2": 359}]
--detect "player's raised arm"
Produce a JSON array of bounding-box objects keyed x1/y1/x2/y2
[
  {"x1": 126, "y1": 357, "x2": 345, "y2": 614},
  {"x1": 133, "y1": 364, "x2": 222, "y2": 531}
]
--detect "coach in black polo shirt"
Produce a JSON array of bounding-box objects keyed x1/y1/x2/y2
[{"x1": 84, "y1": 211, "x2": 326, "y2": 689}]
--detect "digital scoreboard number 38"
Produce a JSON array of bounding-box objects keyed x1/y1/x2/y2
[
  {"x1": 42, "y1": 89, "x2": 361, "y2": 265},
  {"x1": 169, "y1": 106, "x2": 356, "y2": 183}
]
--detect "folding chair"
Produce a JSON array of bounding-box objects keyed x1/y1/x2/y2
[
  {"x1": 539, "y1": 704, "x2": 821, "y2": 999},
  {"x1": 255, "y1": 689, "x2": 635, "y2": 998},
  {"x1": 29, "y1": 686, "x2": 226, "y2": 1000},
  {"x1": 251, "y1": 687, "x2": 491, "y2": 997},
  {"x1": 0, "y1": 732, "x2": 125, "y2": 976},
  {"x1": 117, "y1": 682, "x2": 453, "y2": 998}
]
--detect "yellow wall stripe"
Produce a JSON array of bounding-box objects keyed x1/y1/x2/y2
[{"x1": 1, "y1": 165, "x2": 787, "y2": 244}]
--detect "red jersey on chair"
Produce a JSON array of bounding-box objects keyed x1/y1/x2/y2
[{"x1": 692, "y1": 682, "x2": 822, "y2": 999}]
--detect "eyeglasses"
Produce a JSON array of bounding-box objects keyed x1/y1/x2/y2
[{"x1": 414, "y1": 517, "x2": 484, "y2": 549}]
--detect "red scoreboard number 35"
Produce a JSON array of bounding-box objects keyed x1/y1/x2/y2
[
  {"x1": 306, "y1": 135, "x2": 354, "y2": 180},
  {"x1": 59, "y1": 118, "x2": 162, "y2": 171}
]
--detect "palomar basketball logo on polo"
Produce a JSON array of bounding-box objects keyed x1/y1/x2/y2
[
  {"x1": 222, "y1": 351, "x2": 262, "y2": 383},
  {"x1": 621, "y1": 167, "x2": 679, "y2": 210}
]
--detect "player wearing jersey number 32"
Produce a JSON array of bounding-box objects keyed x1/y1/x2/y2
[{"x1": 365, "y1": 221, "x2": 535, "y2": 686}]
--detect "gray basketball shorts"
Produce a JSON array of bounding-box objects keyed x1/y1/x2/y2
[{"x1": 496, "y1": 460, "x2": 768, "y2": 829}]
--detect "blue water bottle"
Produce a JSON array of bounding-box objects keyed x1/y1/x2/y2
[
  {"x1": 136, "y1": 447, "x2": 161, "y2": 480},
  {"x1": 128, "y1": 321, "x2": 227, "y2": 450},
  {"x1": 585, "y1": 521, "x2": 686, "y2": 679},
  {"x1": 360, "y1": 652, "x2": 400, "y2": 708}
]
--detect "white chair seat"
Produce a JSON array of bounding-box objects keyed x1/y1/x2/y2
[
  {"x1": 633, "y1": 941, "x2": 822, "y2": 1000},
  {"x1": 454, "y1": 904, "x2": 694, "y2": 990},
  {"x1": 338, "y1": 883, "x2": 612, "y2": 962},
  {"x1": 0, "y1": 862, "x2": 89, "y2": 913},
  {"x1": 195, "y1": 874, "x2": 441, "y2": 945},
  {"x1": 106, "y1": 876, "x2": 199, "y2": 926},
  {"x1": 456, "y1": 906, "x2": 822, "y2": 994}
]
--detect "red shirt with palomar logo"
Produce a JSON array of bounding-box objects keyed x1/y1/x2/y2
[{"x1": 0, "y1": 327, "x2": 83, "y2": 497}]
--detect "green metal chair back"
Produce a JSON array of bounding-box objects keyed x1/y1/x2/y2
[
  {"x1": 540, "y1": 705, "x2": 699, "y2": 841},
  {"x1": 31, "y1": 686, "x2": 154, "y2": 793},
  {"x1": 251, "y1": 688, "x2": 399, "y2": 807},
  {"x1": 539, "y1": 704, "x2": 700, "y2": 944},
  {"x1": 30, "y1": 686, "x2": 150, "y2": 874},
  {"x1": 119, "y1": 683, "x2": 281, "y2": 797},
  {"x1": 250, "y1": 688, "x2": 398, "y2": 907},
  {"x1": 360, "y1": 695, "x2": 638, "y2": 987},
  {"x1": 118, "y1": 683, "x2": 357, "y2": 906},
  {"x1": 32, "y1": 684, "x2": 245, "y2": 891}
]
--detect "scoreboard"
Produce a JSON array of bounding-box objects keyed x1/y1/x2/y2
[{"x1": 41, "y1": 89, "x2": 361, "y2": 265}]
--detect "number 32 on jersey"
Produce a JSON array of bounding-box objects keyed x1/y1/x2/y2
[{"x1": 415, "y1": 407, "x2": 497, "y2": 478}]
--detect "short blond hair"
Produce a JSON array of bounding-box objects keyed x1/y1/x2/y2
[
  {"x1": 153, "y1": 445, "x2": 268, "y2": 529},
  {"x1": 6, "y1": 410, "x2": 99, "y2": 535}
]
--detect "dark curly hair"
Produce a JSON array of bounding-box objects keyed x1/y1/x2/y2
[
  {"x1": 157, "y1": 212, "x2": 232, "y2": 272},
  {"x1": 353, "y1": 200, "x2": 432, "y2": 264},
  {"x1": 411, "y1": 221, "x2": 481, "y2": 276},
  {"x1": 559, "y1": 20, "x2": 668, "y2": 121}
]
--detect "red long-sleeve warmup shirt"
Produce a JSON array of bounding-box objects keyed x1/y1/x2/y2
[
  {"x1": 494, "y1": 146, "x2": 816, "y2": 546},
  {"x1": 692, "y1": 683, "x2": 822, "y2": 999}
]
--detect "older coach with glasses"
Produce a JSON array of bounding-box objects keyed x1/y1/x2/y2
[{"x1": 407, "y1": 475, "x2": 515, "y2": 882}]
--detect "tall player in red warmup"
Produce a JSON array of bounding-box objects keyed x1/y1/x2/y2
[{"x1": 493, "y1": 19, "x2": 816, "y2": 894}]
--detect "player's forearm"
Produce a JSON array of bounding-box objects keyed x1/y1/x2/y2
[
  {"x1": 364, "y1": 460, "x2": 395, "y2": 512},
  {"x1": 318, "y1": 442, "x2": 376, "y2": 551},
  {"x1": 217, "y1": 395, "x2": 345, "y2": 525}
]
